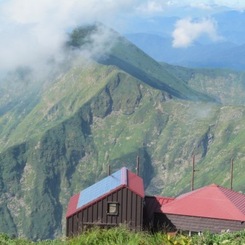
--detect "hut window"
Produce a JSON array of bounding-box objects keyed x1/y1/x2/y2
[{"x1": 107, "y1": 202, "x2": 118, "y2": 215}]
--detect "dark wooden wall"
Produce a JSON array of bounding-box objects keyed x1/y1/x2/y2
[
  {"x1": 154, "y1": 214, "x2": 245, "y2": 233},
  {"x1": 66, "y1": 187, "x2": 143, "y2": 236}
]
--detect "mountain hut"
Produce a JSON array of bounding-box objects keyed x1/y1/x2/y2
[
  {"x1": 66, "y1": 167, "x2": 144, "y2": 236},
  {"x1": 149, "y1": 184, "x2": 245, "y2": 234}
]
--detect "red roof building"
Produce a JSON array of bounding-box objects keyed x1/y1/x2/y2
[
  {"x1": 66, "y1": 167, "x2": 145, "y2": 236},
  {"x1": 66, "y1": 167, "x2": 245, "y2": 235},
  {"x1": 162, "y1": 184, "x2": 245, "y2": 221},
  {"x1": 157, "y1": 184, "x2": 245, "y2": 233}
]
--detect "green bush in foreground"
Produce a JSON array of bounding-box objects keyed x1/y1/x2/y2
[
  {"x1": 192, "y1": 230, "x2": 245, "y2": 245},
  {"x1": 0, "y1": 227, "x2": 244, "y2": 245}
]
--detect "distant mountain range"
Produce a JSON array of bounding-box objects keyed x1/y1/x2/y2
[
  {"x1": 125, "y1": 10, "x2": 245, "y2": 70},
  {"x1": 0, "y1": 24, "x2": 245, "y2": 240}
]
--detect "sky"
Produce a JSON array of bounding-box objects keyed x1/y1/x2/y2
[{"x1": 0, "y1": 0, "x2": 244, "y2": 76}]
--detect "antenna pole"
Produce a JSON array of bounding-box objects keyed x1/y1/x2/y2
[
  {"x1": 108, "y1": 165, "x2": 111, "y2": 176},
  {"x1": 136, "y1": 155, "x2": 140, "y2": 176},
  {"x1": 230, "y1": 158, "x2": 234, "y2": 190},
  {"x1": 191, "y1": 155, "x2": 195, "y2": 191}
]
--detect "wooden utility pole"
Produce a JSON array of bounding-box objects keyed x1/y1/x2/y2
[
  {"x1": 230, "y1": 158, "x2": 234, "y2": 190},
  {"x1": 136, "y1": 155, "x2": 140, "y2": 176},
  {"x1": 108, "y1": 165, "x2": 111, "y2": 176},
  {"x1": 191, "y1": 155, "x2": 195, "y2": 191}
]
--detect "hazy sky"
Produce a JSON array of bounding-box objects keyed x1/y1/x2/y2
[{"x1": 0, "y1": 0, "x2": 244, "y2": 74}]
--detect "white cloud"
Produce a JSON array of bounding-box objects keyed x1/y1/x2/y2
[
  {"x1": 137, "y1": 1, "x2": 166, "y2": 15},
  {"x1": 168, "y1": 0, "x2": 245, "y2": 10},
  {"x1": 0, "y1": 0, "x2": 139, "y2": 75},
  {"x1": 210, "y1": 0, "x2": 245, "y2": 10},
  {"x1": 0, "y1": 0, "x2": 244, "y2": 77},
  {"x1": 77, "y1": 24, "x2": 117, "y2": 61},
  {"x1": 190, "y1": 2, "x2": 212, "y2": 10},
  {"x1": 172, "y1": 18, "x2": 223, "y2": 48}
]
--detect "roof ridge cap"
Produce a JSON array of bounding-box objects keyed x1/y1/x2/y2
[{"x1": 209, "y1": 183, "x2": 219, "y2": 187}]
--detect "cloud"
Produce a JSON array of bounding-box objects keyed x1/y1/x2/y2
[
  {"x1": 75, "y1": 24, "x2": 118, "y2": 61},
  {"x1": 0, "y1": 0, "x2": 244, "y2": 79},
  {"x1": 189, "y1": 3, "x2": 213, "y2": 10},
  {"x1": 210, "y1": 0, "x2": 245, "y2": 10},
  {"x1": 169, "y1": 0, "x2": 245, "y2": 10},
  {"x1": 172, "y1": 18, "x2": 223, "y2": 48},
  {"x1": 0, "y1": 0, "x2": 140, "y2": 78},
  {"x1": 136, "y1": 1, "x2": 166, "y2": 15}
]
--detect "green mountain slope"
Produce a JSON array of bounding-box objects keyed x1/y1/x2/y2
[
  {"x1": 100, "y1": 35, "x2": 214, "y2": 102},
  {"x1": 161, "y1": 63, "x2": 245, "y2": 105},
  {"x1": 0, "y1": 25, "x2": 245, "y2": 240}
]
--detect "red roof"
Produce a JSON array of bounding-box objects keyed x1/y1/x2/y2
[
  {"x1": 66, "y1": 193, "x2": 80, "y2": 218},
  {"x1": 154, "y1": 196, "x2": 175, "y2": 210},
  {"x1": 162, "y1": 184, "x2": 245, "y2": 221},
  {"x1": 127, "y1": 170, "x2": 145, "y2": 197},
  {"x1": 66, "y1": 167, "x2": 144, "y2": 218}
]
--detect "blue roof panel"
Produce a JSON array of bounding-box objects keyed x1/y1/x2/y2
[{"x1": 77, "y1": 168, "x2": 127, "y2": 209}]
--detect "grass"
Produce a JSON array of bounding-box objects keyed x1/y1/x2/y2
[{"x1": 0, "y1": 227, "x2": 245, "y2": 245}]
